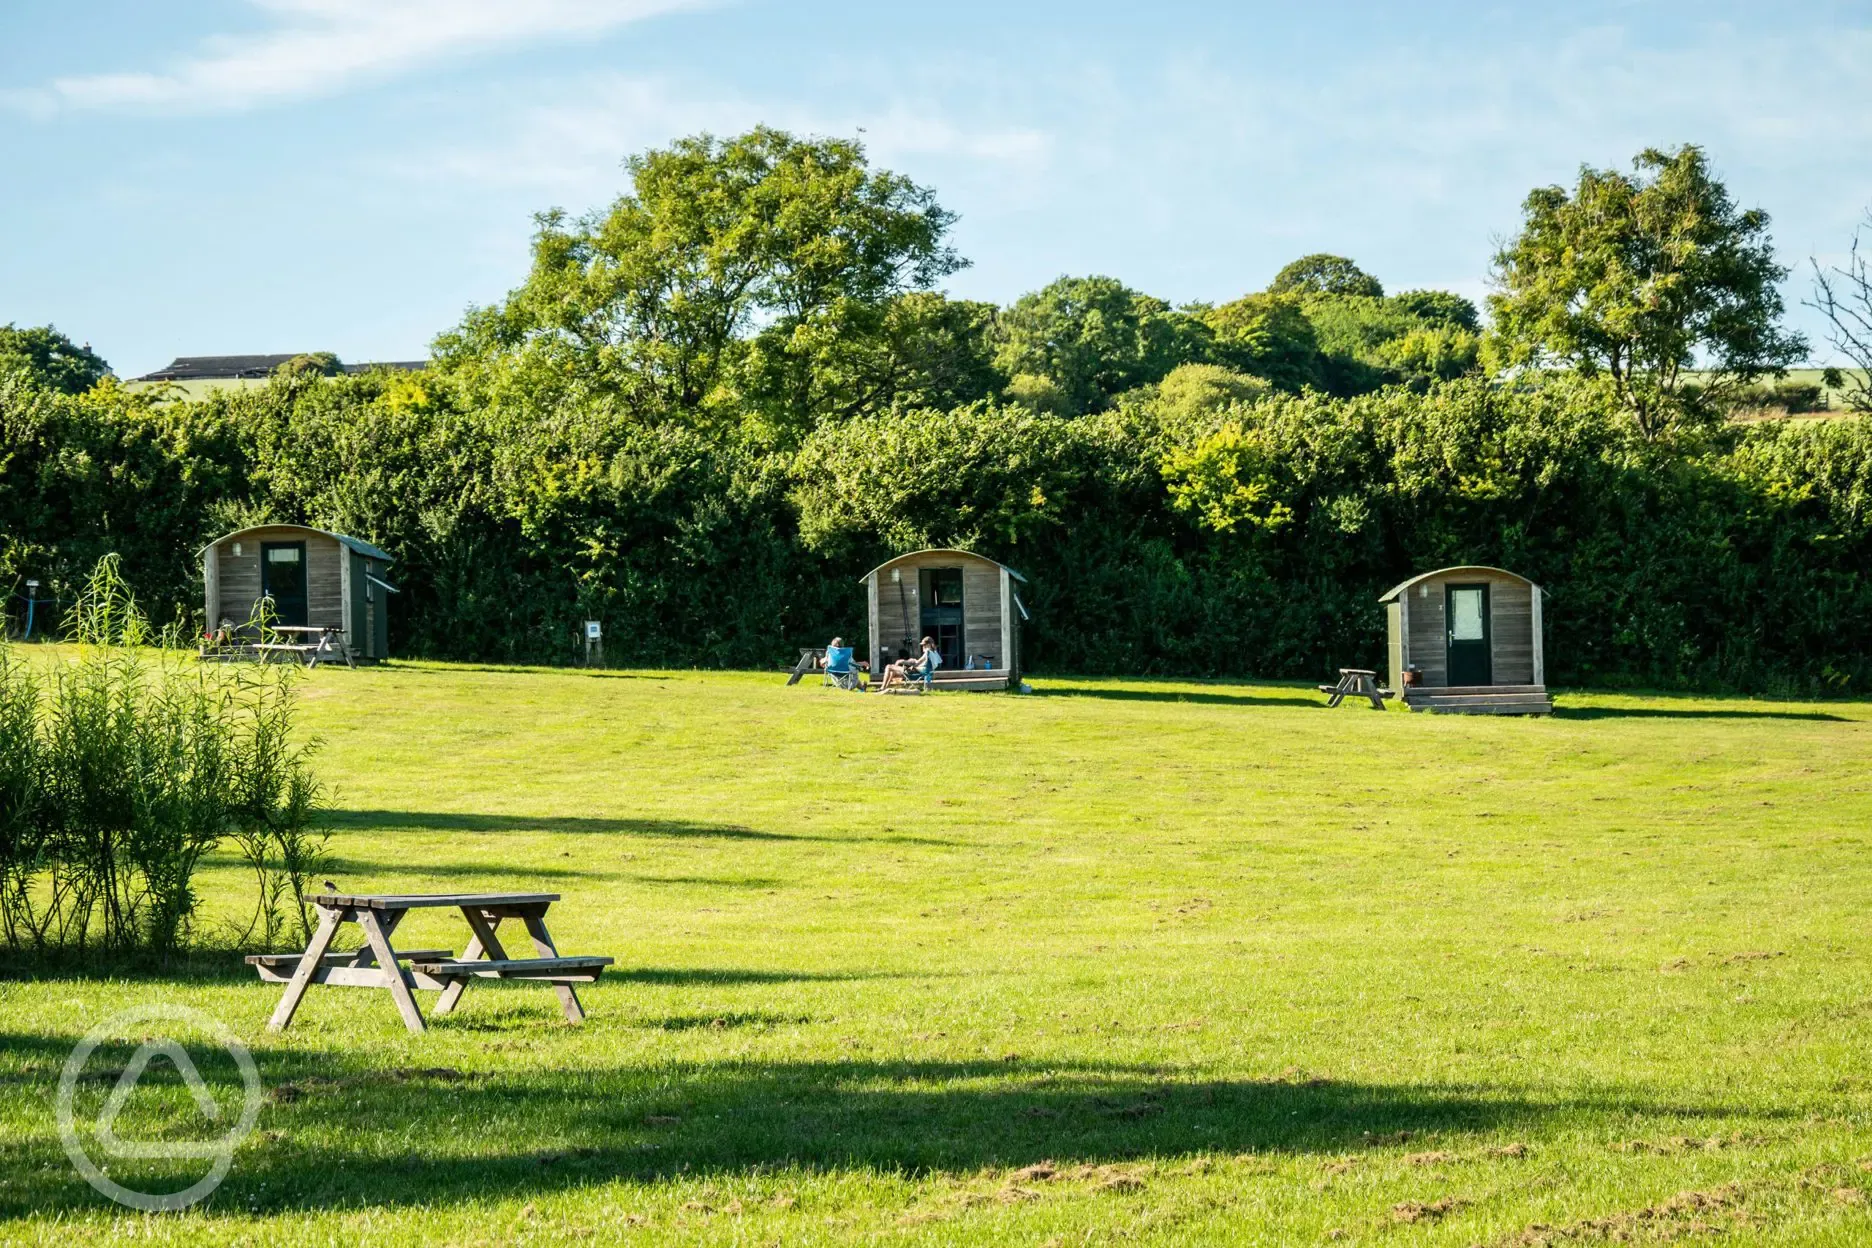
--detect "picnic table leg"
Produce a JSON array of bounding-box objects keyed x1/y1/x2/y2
[
  {"x1": 1327, "y1": 676, "x2": 1348, "y2": 709},
  {"x1": 1364, "y1": 674, "x2": 1386, "y2": 711},
  {"x1": 434, "y1": 910, "x2": 509, "y2": 1017},
  {"x1": 357, "y1": 907, "x2": 426, "y2": 1033},
  {"x1": 345, "y1": 908, "x2": 406, "y2": 969},
  {"x1": 521, "y1": 913, "x2": 586, "y2": 1024},
  {"x1": 267, "y1": 904, "x2": 343, "y2": 1033}
]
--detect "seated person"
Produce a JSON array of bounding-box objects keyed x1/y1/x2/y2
[
  {"x1": 821, "y1": 638, "x2": 866, "y2": 689},
  {"x1": 877, "y1": 637, "x2": 941, "y2": 691}
]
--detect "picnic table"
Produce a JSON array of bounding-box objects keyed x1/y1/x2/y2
[
  {"x1": 785, "y1": 647, "x2": 825, "y2": 685},
  {"x1": 249, "y1": 891, "x2": 611, "y2": 1033},
  {"x1": 262, "y1": 624, "x2": 354, "y2": 668},
  {"x1": 1317, "y1": 668, "x2": 1394, "y2": 710}
]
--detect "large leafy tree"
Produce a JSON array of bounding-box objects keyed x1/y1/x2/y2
[
  {"x1": 436, "y1": 127, "x2": 964, "y2": 436},
  {"x1": 995, "y1": 276, "x2": 1195, "y2": 414},
  {"x1": 0, "y1": 325, "x2": 111, "y2": 394},
  {"x1": 1268, "y1": 254, "x2": 1383, "y2": 299},
  {"x1": 1192, "y1": 294, "x2": 1323, "y2": 392},
  {"x1": 1489, "y1": 145, "x2": 1806, "y2": 438}
]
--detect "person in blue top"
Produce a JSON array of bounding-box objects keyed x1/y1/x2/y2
[{"x1": 877, "y1": 636, "x2": 941, "y2": 692}]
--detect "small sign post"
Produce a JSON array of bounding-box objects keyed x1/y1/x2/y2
[{"x1": 583, "y1": 620, "x2": 603, "y2": 668}]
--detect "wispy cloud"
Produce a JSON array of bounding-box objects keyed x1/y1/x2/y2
[
  {"x1": 13, "y1": 0, "x2": 705, "y2": 114},
  {"x1": 409, "y1": 73, "x2": 1051, "y2": 198}
]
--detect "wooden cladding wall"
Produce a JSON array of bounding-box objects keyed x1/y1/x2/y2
[
  {"x1": 1399, "y1": 571, "x2": 1536, "y2": 688},
  {"x1": 211, "y1": 526, "x2": 345, "y2": 629},
  {"x1": 868, "y1": 552, "x2": 1008, "y2": 671},
  {"x1": 961, "y1": 560, "x2": 1005, "y2": 667}
]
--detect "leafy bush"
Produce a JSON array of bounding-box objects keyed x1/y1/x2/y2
[{"x1": 0, "y1": 558, "x2": 328, "y2": 959}]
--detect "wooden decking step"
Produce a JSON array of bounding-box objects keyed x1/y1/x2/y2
[{"x1": 412, "y1": 956, "x2": 613, "y2": 982}]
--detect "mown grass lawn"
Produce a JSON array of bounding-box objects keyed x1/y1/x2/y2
[{"x1": 4, "y1": 661, "x2": 1872, "y2": 1244}]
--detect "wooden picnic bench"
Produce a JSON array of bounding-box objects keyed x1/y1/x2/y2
[
  {"x1": 202, "y1": 624, "x2": 354, "y2": 668},
  {"x1": 785, "y1": 647, "x2": 825, "y2": 685},
  {"x1": 250, "y1": 891, "x2": 611, "y2": 1033},
  {"x1": 1317, "y1": 668, "x2": 1395, "y2": 710}
]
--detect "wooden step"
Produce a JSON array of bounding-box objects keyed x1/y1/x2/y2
[
  {"x1": 1408, "y1": 698, "x2": 1553, "y2": 716},
  {"x1": 413, "y1": 956, "x2": 613, "y2": 982}
]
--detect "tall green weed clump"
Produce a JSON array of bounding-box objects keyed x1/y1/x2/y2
[{"x1": 0, "y1": 556, "x2": 328, "y2": 959}]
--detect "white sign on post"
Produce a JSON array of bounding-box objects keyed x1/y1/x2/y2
[{"x1": 585, "y1": 621, "x2": 602, "y2": 640}]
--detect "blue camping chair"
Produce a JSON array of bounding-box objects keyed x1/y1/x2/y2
[{"x1": 823, "y1": 645, "x2": 864, "y2": 690}]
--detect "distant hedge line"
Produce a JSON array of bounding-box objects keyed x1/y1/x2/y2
[{"x1": 4, "y1": 366, "x2": 1871, "y2": 694}]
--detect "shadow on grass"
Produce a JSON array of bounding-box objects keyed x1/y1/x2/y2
[
  {"x1": 323, "y1": 810, "x2": 959, "y2": 848},
  {"x1": 381, "y1": 664, "x2": 670, "y2": 680},
  {"x1": 612, "y1": 966, "x2": 921, "y2": 986},
  {"x1": 323, "y1": 855, "x2": 599, "y2": 882},
  {"x1": 1554, "y1": 705, "x2": 1847, "y2": 722},
  {"x1": 1033, "y1": 685, "x2": 1319, "y2": 709},
  {"x1": 0, "y1": 1030, "x2": 1782, "y2": 1217}
]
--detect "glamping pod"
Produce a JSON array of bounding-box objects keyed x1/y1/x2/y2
[
  {"x1": 202, "y1": 524, "x2": 397, "y2": 661},
  {"x1": 861, "y1": 549, "x2": 1026, "y2": 691},
  {"x1": 1378, "y1": 566, "x2": 1552, "y2": 715}
]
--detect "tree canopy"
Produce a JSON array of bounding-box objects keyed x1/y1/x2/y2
[
  {"x1": 993, "y1": 275, "x2": 1194, "y2": 414},
  {"x1": 1268, "y1": 254, "x2": 1384, "y2": 299},
  {"x1": 0, "y1": 325, "x2": 110, "y2": 394},
  {"x1": 435, "y1": 127, "x2": 965, "y2": 437},
  {"x1": 1488, "y1": 144, "x2": 1806, "y2": 438}
]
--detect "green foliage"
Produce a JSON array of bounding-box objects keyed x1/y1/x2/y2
[
  {"x1": 1192, "y1": 294, "x2": 1323, "y2": 392},
  {"x1": 1149, "y1": 363, "x2": 1272, "y2": 429},
  {"x1": 1389, "y1": 289, "x2": 1481, "y2": 332},
  {"x1": 1489, "y1": 144, "x2": 1807, "y2": 438},
  {"x1": 790, "y1": 402, "x2": 1105, "y2": 557},
  {"x1": 0, "y1": 367, "x2": 245, "y2": 630},
  {"x1": 2, "y1": 129, "x2": 1847, "y2": 696},
  {"x1": 276, "y1": 351, "x2": 344, "y2": 378},
  {"x1": 994, "y1": 276, "x2": 1196, "y2": 413},
  {"x1": 436, "y1": 127, "x2": 963, "y2": 439},
  {"x1": 0, "y1": 558, "x2": 328, "y2": 958},
  {"x1": 1372, "y1": 324, "x2": 1482, "y2": 386},
  {"x1": 1161, "y1": 422, "x2": 1293, "y2": 535},
  {"x1": 0, "y1": 324, "x2": 111, "y2": 394},
  {"x1": 1268, "y1": 253, "x2": 1384, "y2": 298}
]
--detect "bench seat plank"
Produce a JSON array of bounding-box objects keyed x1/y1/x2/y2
[
  {"x1": 245, "y1": 947, "x2": 452, "y2": 967},
  {"x1": 413, "y1": 956, "x2": 612, "y2": 982}
]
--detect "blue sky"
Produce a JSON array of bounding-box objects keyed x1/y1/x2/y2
[{"x1": 2, "y1": 0, "x2": 1869, "y2": 378}]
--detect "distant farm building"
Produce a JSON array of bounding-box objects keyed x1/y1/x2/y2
[
  {"x1": 861, "y1": 549, "x2": 1027, "y2": 691},
  {"x1": 202, "y1": 524, "x2": 396, "y2": 661},
  {"x1": 130, "y1": 355, "x2": 425, "y2": 399},
  {"x1": 1380, "y1": 566, "x2": 1552, "y2": 714}
]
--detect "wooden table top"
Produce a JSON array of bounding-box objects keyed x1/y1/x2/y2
[{"x1": 311, "y1": 892, "x2": 561, "y2": 911}]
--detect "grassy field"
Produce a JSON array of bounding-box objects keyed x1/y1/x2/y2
[{"x1": 4, "y1": 661, "x2": 1872, "y2": 1244}]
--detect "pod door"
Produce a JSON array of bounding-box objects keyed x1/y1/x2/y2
[
  {"x1": 918, "y1": 567, "x2": 965, "y2": 671},
  {"x1": 1445, "y1": 582, "x2": 1491, "y2": 686},
  {"x1": 261, "y1": 541, "x2": 309, "y2": 628}
]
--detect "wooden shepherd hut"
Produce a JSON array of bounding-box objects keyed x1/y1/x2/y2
[
  {"x1": 862, "y1": 549, "x2": 1027, "y2": 691},
  {"x1": 1378, "y1": 566, "x2": 1551, "y2": 714},
  {"x1": 202, "y1": 524, "x2": 396, "y2": 661}
]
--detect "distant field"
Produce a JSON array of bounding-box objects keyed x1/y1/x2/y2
[
  {"x1": 4, "y1": 661, "x2": 1872, "y2": 1244},
  {"x1": 1708, "y1": 367, "x2": 1869, "y2": 417}
]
